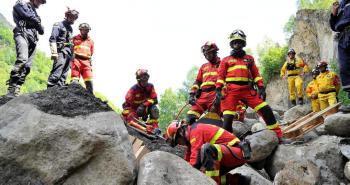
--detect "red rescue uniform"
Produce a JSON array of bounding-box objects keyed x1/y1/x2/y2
[
  {"x1": 188, "y1": 58, "x2": 221, "y2": 118},
  {"x1": 216, "y1": 55, "x2": 282, "y2": 138},
  {"x1": 184, "y1": 123, "x2": 245, "y2": 184},
  {"x1": 71, "y1": 34, "x2": 94, "y2": 81},
  {"x1": 122, "y1": 83, "x2": 159, "y2": 128}
]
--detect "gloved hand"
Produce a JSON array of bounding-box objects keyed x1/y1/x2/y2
[
  {"x1": 258, "y1": 86, "x2": 266, "y2": 101},
  {"x1": 188, "y1": 93, "x2": 196, "y2": 105},
  {"x1": 37, "y1": 24, "x2": 44, "y2": 35},
  {"x1": 136, "y1": 104, "x2": 146, "y2": 117}
]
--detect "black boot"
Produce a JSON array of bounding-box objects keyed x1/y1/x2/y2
[
  {"x1": 85, "y1": 81, "x2": 94, "y2": 94},
  {"x1": 298, "y1": 97, "x2": 304, "y2": 105},
  {"x1": 223, "y1": 115, "x2": 234, "y2": 133},
  {"x1": 291, "y1": 99, "x2": 296, "y2": 107}
]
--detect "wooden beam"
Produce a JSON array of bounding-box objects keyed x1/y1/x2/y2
[{"x1": 135, "y1": 145, "x2": 150, "y2": 161}]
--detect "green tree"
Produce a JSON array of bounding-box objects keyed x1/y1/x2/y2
[
  {"x1": 284, "y1": 15, "x2": 296, "y2": 39},
  {"x1": 329, "y1": 59, "x2": 350, "y2": 105},
  {"x1": 297, "y1": 0, "x2": 334, "y2": 9}
]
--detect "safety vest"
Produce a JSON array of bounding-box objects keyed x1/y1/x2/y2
[{"x1": 73, "y1": 35, "x2": 93, "y2": 59}]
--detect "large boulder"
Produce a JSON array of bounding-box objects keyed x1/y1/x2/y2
[
  {"x1": 345, "y1": 161, "x2": 350, "y2": 181},
  {"x1": 232, "y1": 121, "x2": 251, "y2": 138},
  {"x1": 229, "y1": 165, "x2": 272, "y2": 185},
  {"x1": 246, "y1": 130, "x2": 279, "y2": 162},
  {"x1": 0, "y1": 85, "x2": 137, "y2": 185},
  {"x1": 324, "y1": 113, "x2": 350, "y2": 137},
  {"x1": 273, "y1": 160, "x2": 320, "y2": 185},
  {"x1": 283, "y1": 105, "x2": 311, "y2": 124},
  {"x1": 266, "y1": 136, "x2": 347, "y2": 184},
  {"x1": 137, "y1": 151, "x2": 215, "y2": 185},
  {"x1": 245, "y1": 107, "x2": 258, "y2": 119}
]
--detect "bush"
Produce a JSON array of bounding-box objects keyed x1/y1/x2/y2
[{"x1": 330, "y1": 59, "x2": 350, "y2": 105}]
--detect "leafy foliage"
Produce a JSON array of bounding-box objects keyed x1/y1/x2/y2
[
  {"x1": 329, "y1": 59, "x2": 350, "y2": 105},
  {"x1": 257, "y1": 38, "x2": 288, "y2": 83},
  {"x1": 283, "y1": 15, "x2": 296, "y2": 40},
  {"x1": 297, "y1": 0, "x2": 334, "y2": 9}
]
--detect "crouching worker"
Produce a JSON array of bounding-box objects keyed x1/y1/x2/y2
[{"x1": 165, "y1": 121, "x2": 251, "y2": 185}]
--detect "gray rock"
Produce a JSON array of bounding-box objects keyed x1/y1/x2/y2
[
  {"x1": 266, "y1": 136, "x2": 347, "y2": 184},
  {"x1": 251, "y1": 122, "x2": 266, "y2": 133},
  {"x1": 246, "y1": 107, "x2": 258, "y2": 119},
  {"x1": 0, "y1": 96, "x2": 136, "y2": 185},
  {"x1": 137, "y1": 151, "x2": 215, "y2": 185},
  {"x1": 229, "y1": 165, "x2": 272, "y2": 185},
  {"x1": 314, "y1": 124, "x2": 327, "y2": 136},
  {"x1": 243, "y1": 118, "x2": 260, "y2": 127},
  {"x1": 246, "y1": 130, "x2": 279, "y2": 162},
  {"x1": 324, "y1": 113, "x2": 350, "y2": 137},
  {"x1": 345, "y1": 161, "x2": 350, "y2": 181},
  {"x1": 273, "y1": 160, "x2": 320, "y2": 185},
  {"x1": 283, "y1": 105, "x2": 311, "y2": 124},
  {"x1": 232, "y1": 121, "x2": 251, "y2": 138}
]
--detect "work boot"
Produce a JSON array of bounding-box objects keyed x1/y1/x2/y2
[
  {"x1": 6, "y1": 83, "x2": 19, "y2": 98},
  {"x1": 339, "y1": 104, "x2": 350, "y2": 113},
  {"x1": 291, "y1": 100, "x2": 296, "y2": 107},
  {"x1": 298, "y1": 97, "x2": 304, "y2": 105},
  {"x1": 85, "y1": 81, "x2": 94, "y2": 94}
]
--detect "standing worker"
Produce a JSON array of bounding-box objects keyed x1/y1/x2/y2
[
  {"x1": 316, "y1": 61, "x2": 340, "y2": 110},
  {"x1": 166, "y1": 121, "x2": 251, "y2": 185},
  {"x1": 6, "y1": 0, "x2": 46, "y2": 97},
  {"x1": 122, "y1": 69, "x2": 160, "y2": 134},
  {"x1": 280, "y1": 48, "x2": 310, "y2": 106},
  {"x1": 306, "y1": 68, "x2": 320, "y2": 112},
  {"x1": 47, "y1": 8, "x2": 79, "y2": 88},
  {"x1": 71, "y1": 23, "x2": 94, "y2": 94},
  {"x1": 330, "y1": 1, "x2": 350, "y2": 112},
  {"x1": 215, "y1": 29, "x2": 283, "y2": 141},
  {"x1": 187, "y1": 42, "x2": 221, "y2": 124}
]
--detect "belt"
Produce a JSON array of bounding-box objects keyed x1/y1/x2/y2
[
  {"x1": 226, "y1": 81, "x2": 249, "y2": 85},
  {"x1": 288, "y1": 74, "x2": 298, "y2": 77},
  {"x1": 319, "y1": 89, "x2": 337, "y2": 94},
  {"x1": 201, "y1": 86, "x2": 216, "y2": 92}
]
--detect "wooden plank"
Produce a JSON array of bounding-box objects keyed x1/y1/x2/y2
[
  {"x1": 283, "y1": 112, "x2": 315, "y2": 132},
  {"x1": 135, "y1": 146, "x2": 150, "y2": 161},
  {"x1": 129, "y1": 135, "x2": 136, "y2": 144},
  {"x1": 133, "y1": 139, "x2": 144, "y2": 154}
]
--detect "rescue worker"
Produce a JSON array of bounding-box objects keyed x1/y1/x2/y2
[
  {"x1": 122, "y1": 69, "x2": 160, "y2": 133},
  {"x1": 236, "y1": 100, "x2": 247, "y2": 122},
  {"x1": 215, "y1": 29, "x2": 283, "y2": 140},
  {"x1": 71, "y1": 23, "x2": 94, "y2": 94},
  {"x1": 306, "y1": 68, "x2": 320, "y2": 112},
  {"x1": 330, "y1": 1, "x2": 350, "y2": 112},
  {"x1": 280, "y1": 48, "x2": 310, "y2": 106},
  {"x1": 166, "y1": 121, "x2": 250, "y2": 185},
  {"x1": 47, "y1": 8, "x2": 79, "y2": 88},
  {"x1": 6, "y1": 0, "x2": 46, "y2": 97},
  {"x1": 316, "y1": 61, "x2": 341, "y2": 110},
  {"x1": 187, "y1": 42, "x2": 221, "y2": 124}
]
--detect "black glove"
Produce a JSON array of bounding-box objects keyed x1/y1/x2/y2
[
  {"x1": 188, "y1": 93, "x2": 196, "y2": 105},
  {"x1": 136, "y1": 104, "x2": 146, "y2": 117},
  {"x1": 258, "y1": 86, "x2": 266, "y2": 101},
  {"x1": 37, "y1": 24, "x2": 44, "y2": 35}
]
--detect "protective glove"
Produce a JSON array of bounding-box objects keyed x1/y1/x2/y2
[
  {"x1": 136, "y1": 104, "x2": 146, "y2": 117},
  {"x1": 37, "y1": 24, "x2": 44, "y2": 35},
  {"x1": 258, "y1": 86, "x2": 266, "y2": 101},
  {"x1": 188, "y1": 93, "x2": 196, "y2": 105}
]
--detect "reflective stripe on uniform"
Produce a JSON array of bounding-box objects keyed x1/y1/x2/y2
[
  {"x1": 225, "y1": 77, "x2": 249, "y2": 82},
  {"x1": 254, "y1": 102, "x2": 268, "y2": 112},
  {"x1": 227, "y1": 65, "x2": 247, "y2": 72},
  {"x1": 147, "y1": 99, "x2": 155, "y2": 104},
  {"x1": 84, "y1": 77, "x2": 92, "y2": 81},
  {"x1": 223, "y1": 110, "x2": 237, "y2": 115},
  {"x1": 192, "y1": 84, "x2": 199, "y2": 90},
  {"x1": 147, "y1": 119, "x2": 158, "y2": 124},
  {"x1": 254, "y1": 76, "x2": 263, "y2": 82},
  {"x1": 190, "y1": 138, "x2": 196, "y2": 144},
  {"x1": 203, "y1": 72, "x2": 218, "y2": 77},
  {"x1": 213, "y1": 144, "x2": 223, "y2": 161},
  {"x1": 200, "y1": 81, "x2": 216, "y2": 87},
  {"x1": 187, "y1": 110, "x2": 201, "y2": 118},
  {"x1": 227, "y1": 138, "x2": 240, "y2": 146},
  {"x1": 266, "y1": 122, "x2": 280, "y2": 130},
  {"x1": 122, "y1": 110, "x2": 130, "y2": 115},
  {"x1": 205, "y1": 170, "x2": 220, "y2": 177},
  {"x1": 210, "y1": 128, "x2": 224, "y2": 144},
  {"x1": 217, "y1": 79, "x2": 225, "y2": 84}
]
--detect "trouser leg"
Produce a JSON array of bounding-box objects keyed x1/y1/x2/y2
[
  {"x1": 288, "y1": 77, "x2": 296, "y2": 102},
  {"x1": 84, "y1": 80, "x2": 94, "y2": 94}
]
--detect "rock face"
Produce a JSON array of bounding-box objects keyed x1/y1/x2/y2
[
  {"x1": 266, "y1": 136, "x2": 347, "y2": 184},
  {"x1": 273, "y1": 160, "x2": 320, "y2": 185},
  {"x1": 267, "y1": 9, "x2": 336, "y2": 109},
  {"x1": 229, "y1": 165, "x2": 272, "y2": 185},
  {"x1": 138, "y1": 151, "x2": 216, "y2": 185},
  {"x1": 0, "y1": 85, "x2": 137, "y2": 185},
  {"x1": 283, "y1": 105, "x2": 311, "y2": 124},
  {"x1": 232, "y1": 121, "x2": 251, "y2": 138},
  {"x1": 246, "y1": 130, "x2": 279, "y2": 162},
  {"x1": 345, "y1": 161, "x2": 350, "y2": 181},
  {"x1": 324, "y1": 113, "x2": 350, "y2": 137}
]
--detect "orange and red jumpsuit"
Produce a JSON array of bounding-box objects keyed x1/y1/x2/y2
[
  {"x1": 187, "y1": 58, "x2": 221, "y2": 118},
  {"x1": 184, "y1": 123, "x2": 246, "y2": 184},
  {"x1": 122, "y1": 83, "x2": 159, "y2": 131},
  {"x1": 216, "y1": 55, "x2": 282, "y2": 138},
  {"x1": 71, "y1": 34, "x2": 94, "y2": 82}
]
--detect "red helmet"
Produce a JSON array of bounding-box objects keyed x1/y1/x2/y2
[
  {"x1": 65, "y1": 8, "x2": 79, "y2": 20},
  {"x1": 135, "y1": 69, "x2": 150, "y2": 80},
  {"x1": 317, "y1": 61, "x2": 328, "y2": 68},
  {"x1": 201, "y1": 42, "x2": 219, "y2": 53},
  {"x1": 165, "y1": 121, "x2": 181, "y2": 141}
]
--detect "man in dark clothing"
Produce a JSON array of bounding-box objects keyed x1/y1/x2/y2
[
  {"x1": 330, "y1": 0, "x2": 350, "y2": 112},
  {"x1": 47, "y1": 8, "x2": 79, "y2": 88},
  {"x1": 6, "y1": 0, "x2": 46, "y2": 97}
]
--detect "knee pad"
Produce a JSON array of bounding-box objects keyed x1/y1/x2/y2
[{"x1": 150, "y1": 105, "x2": 159, "y2": 119}]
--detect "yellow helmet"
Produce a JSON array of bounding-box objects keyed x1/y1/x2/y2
[{"x1": 229, "y1": 29, "x2": 246, "y2": 45}]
